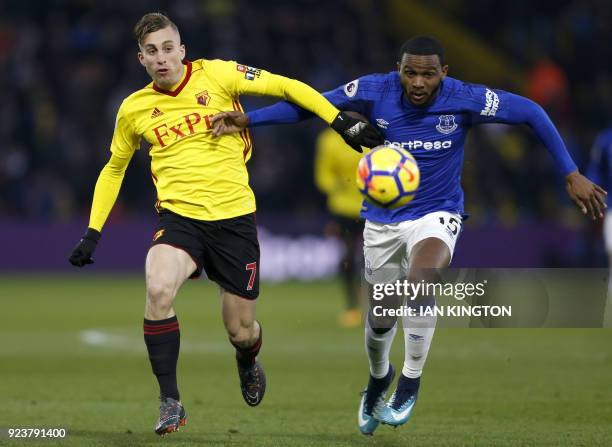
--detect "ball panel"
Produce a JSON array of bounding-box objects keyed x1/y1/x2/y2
[
  {"x1": 398, "y1": 158, "x2": 420, "y2": 194},
  {"x1": 370, "y1": 147, "x2": 402, "y2": 172},
  {"x1": 366, "y1": 174, "x2": 401, "y2": 206},
  {"x1": 356, "y1": 157, "x2": 369, "y2": 191}
]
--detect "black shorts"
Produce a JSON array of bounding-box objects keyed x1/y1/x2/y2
[{"x1": 151, "y1": 210, "x2": 260, "y2": 299}]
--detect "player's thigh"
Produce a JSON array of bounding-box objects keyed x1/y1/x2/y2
[
  {"x1": 221, "y1": 287, "x2": 257, "y2": 337},
  {"x1": 150, "y1": 210, "x2": 206, "y2": 279},
  {"x1": 409, "y1": 238, "x2": 451, "y2": 269},
  {"x1": 364, "y1": 220, "x2": 406, "y2": 327},
  {"x1": 145, "y1": 244, "x2": 197, "y2": 298},
  {"x1": 363, "y1": 220, "x2": 406, "y2": 284},
  {"x1": 200, "y1": 214, "x2": 260, "y2": 300},
  {"x1": 406, "y1": 211, "x2": 462, "y2": 270}
]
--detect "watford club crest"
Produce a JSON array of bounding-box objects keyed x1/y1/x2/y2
[{"x1": 195, "y1": 90, "x2": 211, "y2": 106}]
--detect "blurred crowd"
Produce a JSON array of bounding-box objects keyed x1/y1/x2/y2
[
  {"x1": 440, "y1": 0, "x2": 612, "y2": 226},
  {"x1": 0, "y1": 0, "x2": 610, "y2": 229}
]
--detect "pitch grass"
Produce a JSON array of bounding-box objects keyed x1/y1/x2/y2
[{"x1": 2, "y1": 275, "x2": 612, "y2": 446}]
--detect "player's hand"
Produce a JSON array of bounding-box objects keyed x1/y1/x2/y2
[
  {"x1": 69, "y1": 228, "x2": 101, "y2": 267},
  {"x1": 565, "y1": 170, "x2": 607, "y2": 220},
  {"x1": 330, "y1": 112, "x2": 384, "y2": 153},
  {"x1": 211, "y1": 111, "x2": 250, "y2": 137}
]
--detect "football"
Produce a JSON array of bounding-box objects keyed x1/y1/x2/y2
[{"x1": 356, "y1": 145, "x2": 420, "y2": 208}]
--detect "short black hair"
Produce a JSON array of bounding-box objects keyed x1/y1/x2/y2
[{"x1": 398, "y1": 36, "x2": 445, "y2": 65}]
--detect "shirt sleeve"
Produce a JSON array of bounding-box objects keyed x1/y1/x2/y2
[
  {"x1": 109, "y1": 100, "x2": 141, "y2": 158},
  {"x1": 461, "y1": 83, "x2": 577, "y2": 176},
  {"x1": 216, "y1": 60, "x2": 339, "y2": 124},
  {"x1": 247, "y1": 75, "x2": 380, "y2": 127},
  {"x1": 88, "y1": 153, "x2": 132, "y2": 232},
  {"x1": 89, "y1": 101, "x2": 138, "y2": 231}
]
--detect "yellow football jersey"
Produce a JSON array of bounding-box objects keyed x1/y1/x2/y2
[{"x1": 88, "y1": 59, "x2": 340, "y2": 230}]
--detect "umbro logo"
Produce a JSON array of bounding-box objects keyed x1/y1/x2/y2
[
  {"x1": 151, "y1": 107, "x2": 164, "y2": 118},
  {"x1": 408, "y1": 333, "x2": 424, "y2": 342},
  {"x1": 376, "y1": 118, "x2": 389, "y2": 129}
]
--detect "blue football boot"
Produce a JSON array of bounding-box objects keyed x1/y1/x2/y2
[
  {"x1": 378, "y1": 375, "x2": 420, "y2": 427},
  {"x1": 357, "y1": 364, "x2": 395, "y2": 435}
]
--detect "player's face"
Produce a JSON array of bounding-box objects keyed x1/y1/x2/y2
[
  {"x1": 138, "y1": 26, "x2": 186, "y2": 89},
  {"x1": 398, "y1": 54, "x2": 448, "y2": 106}
]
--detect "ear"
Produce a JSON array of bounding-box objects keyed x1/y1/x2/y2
[
  {"x1": 440, "y1": 65, "x2": 449, "y2": 80},
  {"x1": 179, "y1": 44, "x2": 186, "y2": 60},
  {"x1": 138, "y1": 51, "x2": 145, "y2": 67},
  {"x1": 396, "y1": 61, "x2": 401, "y2": 72}
]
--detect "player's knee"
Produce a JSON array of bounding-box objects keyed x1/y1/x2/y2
[
  {"x1": 146, "y1": 280, "x2": 176, "y2": 309},
  {"x1": 227, "y1": 322, "x2": 256, "y2": 347},
  {"x1": 368, "y1": 311, "x2": 397, "y2": 332},
  {"x1": 407, "y1": 265, "x2": 442, "y2": 285}
]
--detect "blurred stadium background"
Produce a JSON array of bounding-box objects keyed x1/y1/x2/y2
[
  {"x1": 1, "y1": 0, "x2": 611, "y2": 273},
  {"x1": 2, "y1": 1, "x2": 612, "y2": 446}
]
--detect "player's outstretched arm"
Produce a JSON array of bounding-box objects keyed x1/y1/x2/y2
[
  {"x1": 211, "y1": 100, "x2": 312, "y2": 136},
  {"x1": 212, "y1": 107, "x2": 382, "y2": 153},
  {"x1": 514, "y1": 97, "x2": 607, "y2": 219},
  {"x1": 69, "y1": 153, "x2": 131, "y2": 267},
  {"x1": 565, "y1": 170, "x2": 607, "y2": 220},
  {"x1": 214, "y1": 63, "x2": 383, "y2": 152},
  {"x1": 470, "y1": 88, "x2": 607, "y2": 219}
]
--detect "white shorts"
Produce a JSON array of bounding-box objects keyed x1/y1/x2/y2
[
  {"x1": 363, "y1": 211, "x2": 462, "y2": 284},
  {"x1": 605, "y1": 212, "x2": 612, "y2": 253}
]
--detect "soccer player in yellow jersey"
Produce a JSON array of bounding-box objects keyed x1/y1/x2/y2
[
  {"x1": 314, "y1": 127, "x2": 366, "y2": 328},
  {"x1": 68, "y1": 12, "x2": 383, "y2": 436}
]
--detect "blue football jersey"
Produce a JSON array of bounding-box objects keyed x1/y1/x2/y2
[
  {"x1": 247, "y1": 71, "x2": 577, "y2": 223},
  {"x1": 321, "y1": 72, "x2": 572, "y2": 223},
  {"x1": 587, "y1": 128, "x2": 612, "y2": 204}
]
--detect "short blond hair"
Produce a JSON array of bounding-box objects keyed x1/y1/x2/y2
[{"x1": 133, "y1": 12, "x2": 179, "y2": 46}]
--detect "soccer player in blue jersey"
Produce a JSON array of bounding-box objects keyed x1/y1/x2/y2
[
  {"x1": 212, "y1": 36, "x2": 607, "y2": 434},
  {"x1": 587, "y1": 128, "x2": 612, "y2": 326},
  {"x1": 588, "y1": 128, "x2": 612, "y2": 257}
]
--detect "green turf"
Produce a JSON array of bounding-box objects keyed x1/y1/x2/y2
[{"x1": 1, "y1": 275, "x2": 611, "y2": 446}]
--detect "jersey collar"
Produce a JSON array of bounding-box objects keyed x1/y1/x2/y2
[{"x1": 153, "y1": 60, "x2": 192, "y2": 97}]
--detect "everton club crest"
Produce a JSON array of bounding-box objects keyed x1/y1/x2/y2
[
  {"x1": 436, "y1": 115, "x2": 457, "y2": 134},
  {"x1": 195, "y1": 90, "x2": 211, "y2": 106}
]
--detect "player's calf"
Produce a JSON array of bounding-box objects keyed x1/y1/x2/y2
[
  {"x1": 379, "y1": 300, "x2": 433, "y2": 428},
  {"x1": 231, "y1": 321, "x2": 266, "y2": 406}
]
